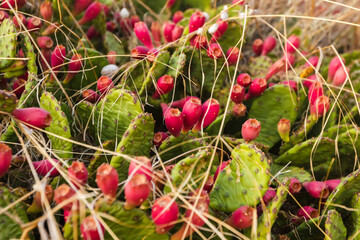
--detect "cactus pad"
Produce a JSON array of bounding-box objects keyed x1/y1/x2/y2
[
  {"x1": 0, "y1": 19, "x2": 17, "y2": 70},
  {"x1": 275, "y1": 137, "x2": 335, "y2": 169},
  {"x1": 110, "y1": 113, "x2": 154, "y2": 182},
  {"x1": 40, "y1": 91, "x2": 73, "y2": 159},
  {"x1": 270, "y1": 163, "x2": 312, "y2": 183},
  {"x1": 248, "y1": 85, "x2": 298, "y2": 148},
  {"x1": 349, "y1": 193, "x2": 360, "y2": 239},
  {"x1": 19, "y1": 33, "x2": 38, "y2": 74},
  {"x1": 93, "y1": 88, "x2": 143, "y2": 142},
  {"x1": 209, "y1": 143, "x2": 270, "y2": 212},
  {"x1": 249, "y1": 56, "x2": 273, "y2": 79},
  {"x1": 324, "y1": 210, "x2": 347, "y2": 240},
  {"x1": 0, "y1": 90, "x2": 18, "y2": 113}
]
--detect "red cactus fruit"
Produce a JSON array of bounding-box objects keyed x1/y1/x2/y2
[
  {"x1": 289, "y1": 178, "x2": 302, "y2": 194},
  {"x1": 203, "y1": 175, "x2": 214, "y2": 193},
  {"x1": 33, "y1": 159, "x2": 60, "y2": 177},
  {"x1": 40, "y1": 1, "x2": 53, "y2": 22},
  {"x1": 63, "y1": 54, "x2": 83, "y2": 84},
  {"x1": 232, "y1": 0, "x2": 245, "y2": 4},
  {"x1": 151, "y1": 21, "x2": 162, "y2": 47},
  {"x1": 230, "y1": 84, "x2": 245, "y2": 104},
  {"x1": 0, "y1": 10, "x2": 9, "y2": 23},
  {"x1": 68, "y1": 161, "x2": 88, "y2": 187},
  {"x1": 124, "y1": 174, "x2": 150, "y2": 210},
  {"x1": 106, "y1": 21, "x2": 116, "y2": 32},
  {"x1": 207, "y1": 43, "x2": 223, "y2": 59},
  {"x1": 328, "y1": 56, "x2": 345, "y2": 82},
  {"x1": 163, "y1": 22, "x2": 175, "y2": 43},
  {"x1": 97, "y1": 76, "x2": 114, "y2": 95},
  {"x1": 36, "y1": 36, "x2": 54, "y2": 49},
  {"x1": 172, "y1": 11, "x2": 183, "y2": 24},
  {"x1": 153, "y1": 75, "x2": 174, "y2": 99},
  {"x1": 189, "y1": 11, "x2": 205, "y2": 33},
  {"x1": 247, "y1": 78, "x2": 267, "y2": 99},
  {"x1": 171, "y1": 25, "x2": 184, "y2": 42},
  {"x1": 211, "y1": 18, "x2": 228, "y2": 41},
  {"x1": 297, "y1": 206, "x2": 319, "y2": 220},
  {"x1": 325, "y1": 179, "x2": 341, "y2": 192},
  {"x1": 237, "y1": 73, "x2": 251, "y2": 87},
  {"x1": 152, "y1": 195, "x2": 179, "y2": 234},
  {"x1": 253, "y1": 38, "x2": 263, "y2": 56},
  {"x1": 27, "y1": 17, "x2": 42, "y2": 31},
  {"x1": 73, "y1": 0, "x2": 93, "y2": 16},
  {"x1": 131, "y1": 46, "x2": 149, "y2": 60},
  {"x1": 41, "y1": 22, "x2": 60, "y2": 36},
  {"x1": 282, "y1": 52, "x2": 296, "y2": 68},
  {"x1": 285, "y1": 35, "x2": 300, "y2": 54},
  {"x1": 82, "y1": 89, "x2": 99, "y2": 103},
  {"x1": 27, "y1": 185, "x2": 54, "y2": 213},
  {"x1": 193, "y1": 35, "x2": 208, "y2": 49},
  {"x1": 280, "y1": 80, "x2": 297, "y2": 92},
  {"x1": 303, "y1": 181, "x2": 330, "y2": 198},
  {"x1": 193, "y1": 98, "x2": 220, "y2": 132},
  {"x1": 226, "y1": 47, "x2": 240, "y2": 65},
  {"x1": 214, "y1": 160, "x2": 231, "y2": 181},
  {"x1": 134, "y1": 21, "x2": 154, "y2": 49},
  {"x1": 128, "y1": 156, "x2": 153, "y2": 181},
  {"x1": 233, "y1": 103, "x2": 247, "y2": 118},
  {"x1": 310, "y1": 95, "x2": 330, "y2": 119},
  {"x1": 0, "y1": 143, "x2": 12, "y2": 178},
  {"x1": 263, "y1": 189, "x2": 276, "y2": 205},
  {"x1": 332, "y1": 66, "x2": 349, "y2": 86},
  {"x1": 96, "y1": 163, "x2": 119, "y2": 201},
  {"x1": 107, "y1": 51, "x2": 117, "y2": 64},
  {"x1": 2, "y1": 0, "x2": 26, "y2": 9},
  {"x1": 154, "y1": 132, "x2": 169, "y2": 148},
  {"x1": 261, "y1": 36, "x2": 276, "y2": 55},
  {"x1": 241, "y1": 118, "x2": 261, "y2": 141},
  {"x1": 54, "y1": 184, "x2": 76, "y2": 211},
  {"x1": 226, "y1": 206, "x2": 255, "y2": 229},
  {"x1": 80, "y1": 215, "x2": 105, "y2": 240},
  {"x1": 277, "y1": 118, "x2": 291, "y2": 143},
  {"x1": 86, "y1": 25, "x2": 99, "y2": 39},
  {"x1": 169, "y1": 96, "x2": 193, "y2": 109},
  {"x1": 308, "y1": 81, "x2": 324, "y2": 104},
  {"x1": 265, "y1": 59, "x2": 286, "y2": 81},
  {"x1": 304, "y1": 56, "x2": 319, "y2": 68},
  {"x1": 164, "y1": 107, "x2": 183, "y2": 137},
  {"x1": 12, "y1": 78, "x2": 26, "y2": 98},
  {"x1": 12, "y1": 107, "x2": 52, "y2": 129},
  {"x1": 40, "y1": 48, "x2": 52, "y2": 71},
  {"x1": 182, "y1": 97, "x2": 202, "y2": 133},
  {"x1": 147, "y1": 48, "x2": 159, "y2": 62},
  {"x1": 78, "y1": 1, "x2": 102, "y2": 25},
  {"x1": 12, "y1": 13, "x2": 26, "y2": 28},
  {"x1": 50, "y1": 45, "x2": 66, "y2": 81}
]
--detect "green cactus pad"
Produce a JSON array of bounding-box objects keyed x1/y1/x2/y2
[
  {"x1": 63, "y1": 201, "x2": 168, "y2": 240},
  {"x1": 123, "y1": 61, "x2": 149, "y2": 93},
  {"x1": 248, "y1": 85, "x2": 298, "y2": 148},
  {"x1": 349, "y1": 193, "x2": 360, "y2": 239},
  {"x1": 0, "y1": 187, "x2": 32, "y2": 240},
  {"x1": 249, "y1": 55, "x2": 273, "y2": 79},
  {"x1": 87, "y1": 140, "x2": 115, "y2": 186},
  {"x1": 4, "y1": 68, "x2": 26, "y2": 78},
  {"x1": 165, "y1": 47, "x2": 187, "y2": 79},
  {"x1": 0, "y1": 90, "x2": 18, "y2": 113},
  {"x1": 275, "y1": 137, "x2": 335, "y2": 169},
  {"x1": 209, "y1": 143, "x2": 270, "y2": 212},
  {"x1": 337, "y1": 128, "x2": 360, "y2": 162},
  {"x1": 104, "y1": 32, "x2": 127, "y2": 64},
  {"x1": 75, "y1": 100, "x2": 94, "y2": 131},
  {"x1": 19, "y1": 33, "x2": 38, "y2": 74},
  {"x1": 324, "y1": 210, "x2": 347, "y2": 240},
  {"x1": 270, "y1": 164, "x2": 312, "y2": 183},
  {"x1": 40, "y1": 91, "x2": 73, "y2": 159},
  {"x1": 255, "y1": 178, "x2": 290, "y2": 239},
  {"x1": 279, "y1": 116, "x2": 318, "y2": 154},
  {"x1": 322, "y1": 124, "x2": 352, "y2": 139},
  {"x1": 93, "y1": 89, "x2": 143, "y2": 142},
  {"x1": 325, "y1": 169, "x2": 360, "y2": 211},
  {"x1": 164, "y1": 149, "x2": 217, "y2": 193},
  {"x1": 139, "y1": 50, "x2": 170, "y2": 96},
  {"x1": 286, "y1": 217, "x2": 325, "y2": 240},
  {"x1": 110, "y1": 113, "x2": 154, "y2": 183},
  {"x1": 217, "y1": 20, "x2": 243, "y2": 52},
  {"x1": 0, "y1": 19, "x2": 17, "y2": 70},
  {"x1": 223, "y1": 136, "x2": 270, "y2": 153},
  {"x1": 206, "y1": 112, "x2": 231, "y2": 136},
  {"x1": 158, "y1": 132, "x2": 208, "y2": 162}
]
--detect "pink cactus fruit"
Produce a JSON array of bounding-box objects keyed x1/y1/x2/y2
[
  {"x1": 193, "y1": 98, "x2": 220, "y2": 132},
  {"x1": 151, "y1": 195, "x2": 179, "y2": 234},
  {"x1": 241, "y1": 118, "x2": 261, "y2": 141},
  {"x1": 33, "y1": 159, "x2": 60, "y2": 177},
  {"x1": 182, "y1": 97, "x2": 202, "y2": 133},
  {"x1": 54, "y1": 184, "x2": 76, "y2": 211},
  {"x1": 237, "y1": 73, "x2": 252, "y2": 87},
  {"x1": 261, "y1": 36, "x2": 276, "y2": 55},
  {"x1": 124, "y1": 174, "x2": 150, "y2": 210},
  {"x1": 12, "y1": 107, "x2": 52, "y2": 129},
  {"x1": 226, "y1": 206, "x2": 255, "y2": 229},
  {"x1": 68, "y1": 161, "x2": 88, "y2": 187},
  {"x1": 153, "y1": 75, "x2": 174, "y2": 99},
  {"x1": 303, "y1": 181, "x2": 330, "y2": 198},
  {"x1": 253, "y1": 38, "x2": 263, "y2": 56},
  {"x1": 96, "y1": 163, "x2": 119, "y2": 202},
  {"x1": 128, "y1": 156, "x2": 153, "y2": 181},
  {"x1": 0, "y1": 143, "x2": 12, "y2": 178},
  {"x1": 285, "y1": 34, "x2": 300, "y2": 54},
  {"x1": 328, "y1": 56, "x2": 345, "y2": 82},
  {"x1": 80, "y1": 216, "x2": 105, "y2": 240},
  {"x1": 134, "y1": 21, "x2": 154, "y2": 49}
]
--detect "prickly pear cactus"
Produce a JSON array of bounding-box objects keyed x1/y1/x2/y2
[
  {"x1": 110, "y1": 113, "x2": 154, "y2": 182},
  {"x1": 274, "y1": 137, "x2": 335, "y2": 169},
  {"x1": 210, "y1": 143, "x2": 270, "y2": 212},
  {"x1": 0, "y1": 19, "x2": 17, "y2": 70},
  {"x1": 0, "y1": 90, "x2": 18, "y2": 113},
  {"x1": 0, "y1": 187, "x2": 32, "y2": 240},
  {"x1": 248, "y1": 85, "x2": 298, "y2": 148},
  {"x1": 324, "y1": 210, "x2": 347, "y2": 240},
  {"x1": 93, "y1": 88, "x2": 143, "y2": 142},
  {"x1": 255, "y1": 178, "x2": 290, "y2": 239},
  {"x1": 286, "y1": 217, "x2": 325, "y2": 239},
  {"x1": 166, "y1": 47, "x2": 187, "y2": 79},
  {"x1": 270, "y1": 163, "x2": 312, "y2": 183},
  {"x1": 63, "y1": 201, "x2": 168, "y2": 240},
  {"x1": 19, "y1": 33, "x2": 38, "y2": 74},
  {"x1": 249, "y1": 56, "x2": 273, "y2": 79},
  {"x1": 350, "y1": 193, "x2": 360, "y2": 239},
  {"x1": 104, "y1": 31, "x2": 127, "y2": 64},
  {"x1": 40, "y1": 91, "x2": 73, "y2": 159}
]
